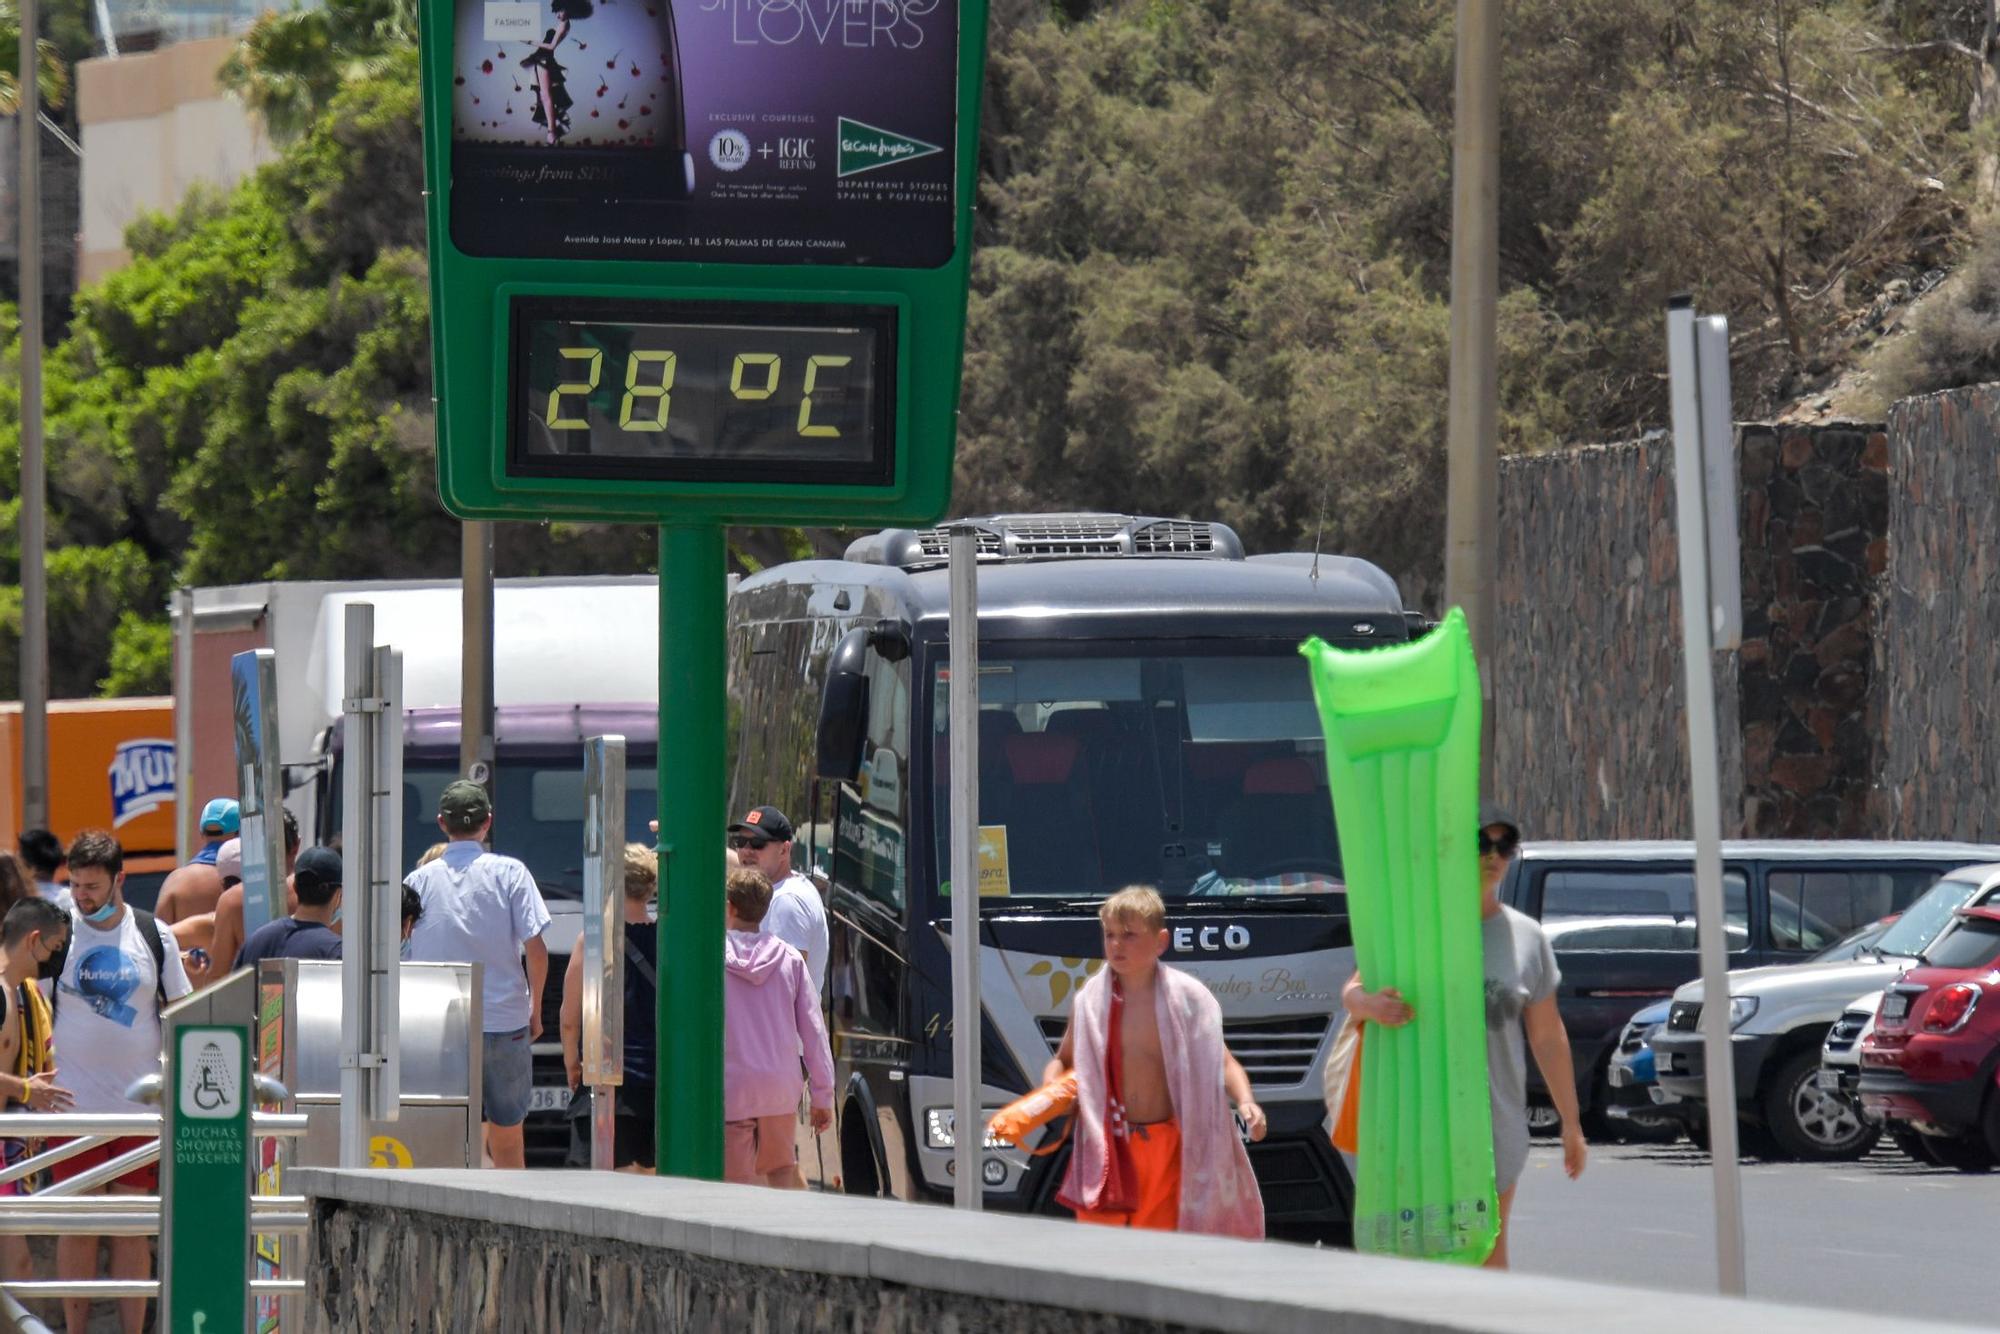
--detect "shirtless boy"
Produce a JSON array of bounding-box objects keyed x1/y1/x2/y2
[
  {"x1": 1044, "y1": 886, "x2": 1266, "y2": 1238},
  {"x1": 0, "y1": 898, "x2": 72, "y2": 1278}
]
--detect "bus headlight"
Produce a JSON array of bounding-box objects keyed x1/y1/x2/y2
[{"x1": 923, "y1": 1107, "x2": 1005, "y2": 1151}]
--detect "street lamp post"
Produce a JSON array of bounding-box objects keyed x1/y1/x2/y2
[
  {"x1": 17, "y1": 0, "x2": 48, "y2": 832},
  {"x1": 1443, "y1": 0, "x2": 1499, "y2": 791}
]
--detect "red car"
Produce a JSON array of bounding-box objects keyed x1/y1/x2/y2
[{"x1": 1858, "y1": 905, "x2": 2000, "y2": 1170}]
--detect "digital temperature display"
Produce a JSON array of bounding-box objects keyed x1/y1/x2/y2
[{"x1": 508, "y1": 298, "x2": 896, "y2": 487}]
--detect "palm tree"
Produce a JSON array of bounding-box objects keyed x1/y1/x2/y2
[
  {"x1": 219, "y1": 0, "x2": 414, "y2": 143},
  {"x1": 0, "y1": 0, "x2": 69, "y2": 119}
]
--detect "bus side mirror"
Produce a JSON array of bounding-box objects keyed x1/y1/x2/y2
[{"x1": 816, "y1": 627, "x2": 872, "y2": 782}]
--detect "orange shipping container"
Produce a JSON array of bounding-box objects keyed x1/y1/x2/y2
[{"x1": 0, "y1": 698, "x2": 178, "y2": 855}]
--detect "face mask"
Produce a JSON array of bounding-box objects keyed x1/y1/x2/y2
[
  {"x1": 83, "y1": 899, "x2": 118, "y2": 925},
  {"x1": 37, "y1": 940, "x2": 66, "y2": 981}
]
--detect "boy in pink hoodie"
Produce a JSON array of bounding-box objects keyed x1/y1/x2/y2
[{"x1": 723, "y1": 867, "x2": 835, "y2": 1187}]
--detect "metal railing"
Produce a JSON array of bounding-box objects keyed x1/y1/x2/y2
[{"x1": 0, "y1": 1111, "x2": 310, "y2": 1310}]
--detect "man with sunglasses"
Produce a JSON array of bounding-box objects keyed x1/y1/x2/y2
[
  {"x1": 1342, "y1": 803, "x2": 1585, "y2": 1268},
  {"x1": 726, "y1": 807, "x2": 828, "y2": 1001}
]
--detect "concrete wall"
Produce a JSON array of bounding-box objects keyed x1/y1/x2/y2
[
  {"x1": 77, "y1": 37, "x2": 275, "y2": 284},
  {"x1": 292, "y1": 1167, "x2": 1950, "y2": 1334},
  {"x1": 1878, "y1": 387, "x2": 2000, "y2": 841},
  {"x1": 1494, "y1": 422, "x2": 1887, "y2": 841}
]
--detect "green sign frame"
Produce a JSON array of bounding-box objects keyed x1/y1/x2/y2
[
  {"x1": 163, "y1": 1023, "x2": 251, "y2": 1333},
  {"x1": 416, "y1": 0, "x2": 991, "y2": 526}
]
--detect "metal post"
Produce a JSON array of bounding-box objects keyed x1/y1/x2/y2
[
  {"x1": 656, "y1": 525, "x2": 725, "y2": 1179},
  {"x1": 369, "y1": 645, "x2": 404, "y2": 1122},
  {"x1": 460, "y1": 521, "x2": 496, "y2": 809},
  {"x1": 339, "y1": 605, "x2": 377, "y2": 1168},
  {"x1": 947, "y1": 526, "x2": 982, "y2": 1210},
  {"x1": 582, "y1": 734, "x2": 627, "y2": 1171},
  {"x1": 1665, "y1": 296, "x2": 1748, "y2": 1296},
  {"x1": 17, "y1": 0, "x2": 47, "y2": 833},
  {"x1": 1443, "y1": 0, "x2": 1500, "y2": 791},
  {"x1": 173, "y1": 590, "x2": 194, "y2": 863}
]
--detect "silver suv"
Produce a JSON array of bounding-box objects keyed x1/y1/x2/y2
[{"x1": 1651, "y1": 863, "x2": 2000, "y2": 1160}]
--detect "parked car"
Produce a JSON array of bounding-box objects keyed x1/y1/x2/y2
[
  {"x1": 1603, "y1": 999, "x2": 1685, "y2": 1142},
  {"x1": 1858, "y1": 904, "x2": 2000, "y2": 1172},
  {"x1": 1499, "y1": 840, "x2": 2000, "y2": 1139},
  {"x1": 1653, "y1": 862, "x2": 2000, "y2": 1161}
]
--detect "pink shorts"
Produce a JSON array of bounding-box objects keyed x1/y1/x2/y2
[{"x1": 723, "y1": 1113, "x2": 795, "y2": 1184}]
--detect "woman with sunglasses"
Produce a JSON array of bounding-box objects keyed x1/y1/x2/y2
[{"x1": 1340, "y1": 803, "x2": 1586, "y2": 1268}]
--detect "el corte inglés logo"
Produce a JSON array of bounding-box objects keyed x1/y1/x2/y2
[{"x1": 836, "y1": 118, "x2": 943, "y2": 178}]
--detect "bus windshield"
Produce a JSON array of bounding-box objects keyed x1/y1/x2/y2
[{"x1": 930, "y1": 644, "x2": 1342, "y2": 902}]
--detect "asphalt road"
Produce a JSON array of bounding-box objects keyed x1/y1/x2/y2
[{"x1": 1507, "y1": 1135, "x2": 2000, "y2": 1327}]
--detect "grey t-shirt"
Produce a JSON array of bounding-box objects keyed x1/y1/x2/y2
[{"x1": 1484, "y1": 905, "x2": 1560, "y2": 1189}]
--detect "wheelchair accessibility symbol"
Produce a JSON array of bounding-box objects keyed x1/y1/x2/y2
[{"x1": 177, "y1": 1030, "x2": 242, "y2": 1120}]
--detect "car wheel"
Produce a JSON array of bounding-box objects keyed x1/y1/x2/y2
[
  {"x1": 1981, "y1": 1089, "x2": 2000, "y2": 1162},
  {"x1": 1761, "y1": 1050, "x2": 1880, "y2": 1162},
  {"x1": 1686, "y1": 1117, "x2": 1710, "y2": 1152},
  {"x1": 1526, "y1": 1102, "x2": 1562, "y2": 1137},
  {"x1": 1890, "y1": 1126, "x2": 1943, "y2": 1166},
  {"x1": 1920, "y1": 1132, "x2": 1994, "y2": 1174}
]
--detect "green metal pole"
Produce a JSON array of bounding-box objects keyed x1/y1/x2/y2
[{"x1": 657, "y1": 522, "x2": 726, "y2": 1179}]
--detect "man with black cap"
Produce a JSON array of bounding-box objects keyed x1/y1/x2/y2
[
  {"x1": 727, "y1": 806, "x2": 828, "y2": 1000},
  {"x1": 234, "y1": 847, "x2": 344, "y2": 971},
  {"x1": 1342, "y1": 803, "x2": 1585, "y2": 1269},
  {"x1": 406, "y1": 780, "x2": 552, "y2": 1169}
]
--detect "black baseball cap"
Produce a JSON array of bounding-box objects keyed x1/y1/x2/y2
[
  {"x1": 293, "y1": 846, "x2": 343, "y2": 891},
  {"x1": 727, "y1": 806, "x2": 793, "y2": 844},
  {"x1": 1478, "y1": 803, "x2": 1521, "y2": 839},
  {"x1": 439, "y1": 780, "x2": 493, "y2": 829}
]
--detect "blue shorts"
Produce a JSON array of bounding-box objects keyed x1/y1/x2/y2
[{"x1": 482, "y1": 1027, "x2": 533, "y2": 1128}]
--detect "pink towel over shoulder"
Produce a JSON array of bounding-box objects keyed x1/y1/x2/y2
[{"x1": 1059, "y1": 964, "x2": 1266, "y2": 1239}]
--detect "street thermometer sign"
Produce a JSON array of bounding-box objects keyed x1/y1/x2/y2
[
  {"x1": 418, "y1": 0, "x2": 990, "y2": 1181},
  {"x1": 418, "y1": 0, "x2": 988, "y2": 524}
]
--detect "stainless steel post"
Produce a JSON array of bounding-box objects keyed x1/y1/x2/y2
[
  {"x1": 582, "y1": 735, "x2": 627, "y2": 1170},
  {"x1": 370, "y1": 645, "x2": 404, "y2": 1122},
  {"x1": 947, "y1": 526, "x2": 981, "y2": 1210},
  {"x1": 1665, "y1": 296, "x2": 1748, "y2": 1296},
  {"x1": 17, "y1": 0, "x2": 47, "y2": 832},
  {"x1": 339, "y1": 605, "x2": 378, "y2": 1168},
  {"x1": 1443, "y1": 0, "x2": 1500, "y2": 790},
  {"x1": 460, "y1": 522, "x2": 496, "y2": 808}
]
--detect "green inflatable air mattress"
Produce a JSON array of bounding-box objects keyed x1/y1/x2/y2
[{"x1": 1301, "y1": 609, "x2": 1495, "y2": 1263}]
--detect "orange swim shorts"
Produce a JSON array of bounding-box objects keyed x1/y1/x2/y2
[{"x1": 1074, "y1": 1119, "x2": 1181, "y2": 1231}]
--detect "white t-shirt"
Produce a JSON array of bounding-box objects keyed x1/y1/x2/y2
[
  {"x1": 53, "y1": 906, "x2": 193, "y2": 1113},
  {"x1": 404, "y1": 842, "x2": 552, "y2": 1034},
  {"x1": 762, "y1": 870, "x2": 829, "y2": 999}
]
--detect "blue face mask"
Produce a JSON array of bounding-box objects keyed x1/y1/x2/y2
[{"x1": 83, "y1": 899, "x2": 118, "y2": 924}]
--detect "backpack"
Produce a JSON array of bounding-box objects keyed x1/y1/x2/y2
[{"x1": 51, "y1": 906, "x2": 171, "y2": 1018}]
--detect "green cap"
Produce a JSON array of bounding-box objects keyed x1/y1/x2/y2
[{"x1": 439, "y1": 779, "x2": 493, "y2": 829}]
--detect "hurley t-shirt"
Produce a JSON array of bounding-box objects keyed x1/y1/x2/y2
[
  {"x1": 404, "y1": 842, "x2": 551, "y2": 1034},
  {"x1": 54, "y1": 907, "x2": 193, "y2": 1113},
  {"x1": 234, "y1": 917, "x2": 343, "y2": 972}
]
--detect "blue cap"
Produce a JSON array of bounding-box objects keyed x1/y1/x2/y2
[{"x1": 199, "y1": 797, "x2": 241, "y2": 836}]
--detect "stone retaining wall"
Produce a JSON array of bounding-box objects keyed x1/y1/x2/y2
[
  {"x1": 1495, "y1": 422, "x2": 1887, "y2": 840},
  {"x1": 1493, "y1": 438, "x2": 1743, "y2": 839},
  {"x1": 1878, "y1": 387, "x2": 2000, "y2": 840},
  {"x1": 309, "y1": 1199, "x2": 1186, "y2": 1333}
]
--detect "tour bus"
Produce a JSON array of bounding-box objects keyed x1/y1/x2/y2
[{"x1": 726, "y1": 512, "x2": 1418, "y2": 1241}]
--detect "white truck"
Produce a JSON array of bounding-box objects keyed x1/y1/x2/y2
[{"x1": 174, "y1": 576, "x2": 662, "y2": 1162}]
